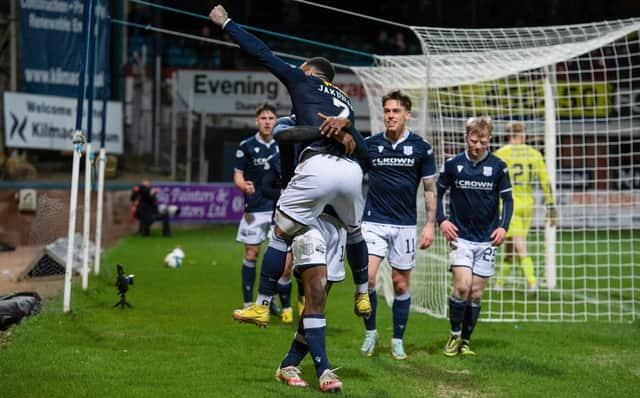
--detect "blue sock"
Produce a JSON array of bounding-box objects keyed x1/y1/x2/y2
[
  {"x1": 449, "y1": 295, "x2": 467, "y2": 335},
  {"x1": 364, "y1": 288, "x2": 377, "y2": 331},
  {"x1": 303, "y1": 314, "x2": 331, "y2": 378},
  {"x1": 346, "y1": 232, "x2": 369, "y2": 292},
  {"x1": 256, "y1": 234, "x2": 288, "y2": 300},
  {"x1": 277, "y1": 277, "x2": 292, "y2": 308},
  {"x1": 241, "y1": 259, "x2": 256, "y2": 304},
  {"x1": 461, "y1": 301, "x2": 481, "y2": 341},
  {"x1": 392, "y1": 292, "x2": 411, "y2": 339},
  {"x1": 280, "y1": 326, "x2": 308, "y2": 368}
]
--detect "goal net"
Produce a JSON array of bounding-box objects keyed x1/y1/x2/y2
[{"x1": 352, "y1": 18, "x2": 640, "y2": 321}]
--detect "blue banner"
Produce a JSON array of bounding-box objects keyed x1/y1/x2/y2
[{"x1": 19, "y1": 0, "x2": 110, "y2": 98}]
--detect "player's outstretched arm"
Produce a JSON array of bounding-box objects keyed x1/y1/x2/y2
[
  {"x1": 208, "y1": 4, "x2": 298, "y2": 82},
  {"x1": 209, "y1": 4, "x2": 228, "y2": 26}
]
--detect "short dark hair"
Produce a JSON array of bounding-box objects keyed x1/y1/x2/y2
[
  {"x1": 382, "y1": 90, "x2": 412, "y2": 112},
  {"x1": 304, "y1": 57, "x2": 335, "y2": 82},
  {"x1": 255, "y1": 102, "x2": 277, "y2": 117}
]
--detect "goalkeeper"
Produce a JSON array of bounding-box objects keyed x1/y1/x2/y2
[{"x1": 493, "y1": 122, "x2": 557, "y2": 293}]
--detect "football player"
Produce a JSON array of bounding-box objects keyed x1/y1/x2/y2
[
  {"x1": 437, "y1": 116, "x2": 513, "y2": 356},
  {"x1": 358, "y1": 91, "x2": 438, "y2": 360}
]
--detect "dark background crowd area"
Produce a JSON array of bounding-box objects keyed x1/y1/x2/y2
[{"x1": 125, "y1": 0, "x2": 640, "y2": 69}]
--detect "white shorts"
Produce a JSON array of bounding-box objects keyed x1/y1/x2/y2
[
  {"x1": 277, "y1": 153, "x2": 364, "y2": 233},
  {"x1": 291, "y1": 213, "x2": 347, "y2": 283},
  {"x1": 362, "y1": 222, "x2": 416, "y2": 270},
  {"x1": 449, "y1": 238, "x2": 496, "y2": 278},
  {"x1": 235, "y1": 211, "x2": 273, "y2": 245}
]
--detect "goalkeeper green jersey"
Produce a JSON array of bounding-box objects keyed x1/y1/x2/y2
[{"x1": 494, "y1": 144, "x2": 554, "y2": 207}]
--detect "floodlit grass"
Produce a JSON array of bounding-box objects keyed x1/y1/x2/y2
[
  {"x1": 486, "y1": 230, "x2": 639, "y2": 321},
  {"x1": 1, "y1": 226, "x2": 638, "y2": 397}
]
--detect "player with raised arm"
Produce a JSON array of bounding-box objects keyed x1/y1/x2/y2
[
  {"x1": 493, "y1": 121, "x2": 557, "y2": 293},
  {"x1": 358, "y1": 91, "x2": 437, "y2": 360},
  {"x1": 436, "y1": 116, "x2": 513, "y2": 356},
  {"x1": 209, "y1": 5, "x2": 370, "y2": 330},
  {"x1": 210, "y1": 4, "x2": 369, "y2": 391}
]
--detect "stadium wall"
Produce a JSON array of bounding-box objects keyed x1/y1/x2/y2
[{"x1": 0, "y1": 185, "x2": 136, "y2": 247}]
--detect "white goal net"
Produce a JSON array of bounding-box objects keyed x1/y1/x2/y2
[{"x1": 352, "y1": 18, "x2": 640, "y2": 321}]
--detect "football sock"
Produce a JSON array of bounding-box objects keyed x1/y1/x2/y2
[
  {"x1": 277, "y1": 276, "x2": 292, "y2": 308},
  {"x1": 241, "y1": 259, "x2": 256, "y2": 305},
  {"x1": 520, "y1": 256, "x2": 537, "y2": 287},
  {"x1": 256, "y1": 234, "x2": 288, "y2": 299},
  {"x1": 461, "y1": 301, "x2": 481, "y2": 341},
  {"x1": 303, "y1": 314, "x2": 331, "y2": 378},
  {"x1": 364, "y1": 288, "x2": 377, "y2": 330},
  {"x1": 449, "y1": 295, "x2": 467, "y2": 335},
  {"x1": 280, "y1": 324, "x2": 309, "y2": 368},
  {"x1": 392, "y1": 292, "x2": 411, "y2": 340},
  {"x1": 346, "y1": 232, "x2": 369, "y2": 293}
]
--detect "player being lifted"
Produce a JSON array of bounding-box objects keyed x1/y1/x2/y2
[
  {"x1": 358, "y1": 91, "x2": 437, "y2": 360},
  {"x1": 493, "y1": 121, "x2": 557, "y2": 293},
  {"x1": 210, "y1": 4, "x2": 369, "y2": 392},
  {"x1": 436, "y1": 116, "x2": 513, "y2": 356}
]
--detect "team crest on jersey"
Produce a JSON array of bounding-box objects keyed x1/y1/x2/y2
[
  {"x1": 403, "y1": 146, "x2": 413, "y2": 155},
  {"x1": 302, "y1": 242, "x2": 315, "y2": 256},
  {"x1": 236, "y1": 150, "x2": 244, "y2": 158},
  {"x1": 254, "y1": 147, "x2": 260, "y2": 153},
  {"x1": 457, "y1": 165, "x2": 463, "y2": 173},
  {"x1": 378, "y1": 145, "x2": 384, "y2": 153},
  {"x1": 483, "y1": 166, "x2": 493, "y2": 176}
]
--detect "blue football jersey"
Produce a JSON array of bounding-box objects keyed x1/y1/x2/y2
[
  {"x1": 364, "y1": 131, "x2": 437, "y2": 226},
  {"x1": 224, "y1": 20, "x2": 367, "y2": 169},
  {"x1": 436, "y1": 151, "x2": 513, "y2": 242},
  {"x1": 261, "y1": 152, "x2": 282, "y2": 203},
  {"x1": 234, "y1": 133, "x2": 279, "y2": 212}
]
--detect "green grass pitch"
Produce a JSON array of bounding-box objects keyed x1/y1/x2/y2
[{"x1": 1, "y1": 226, "x2": 638, "y2": 397}]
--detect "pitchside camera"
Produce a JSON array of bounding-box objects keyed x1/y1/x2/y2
[{"x1": 114, "y1": 264, "x2": 134, "y2": 309}]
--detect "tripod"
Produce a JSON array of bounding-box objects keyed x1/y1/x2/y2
[{"x1": 113, "y1": 291, "x2": 132, "y2": 309}]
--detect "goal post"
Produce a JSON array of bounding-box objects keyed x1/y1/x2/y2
[
  {"x1": 352, "y1": 18, "x2": 640, "y2": 321},
  {"x1": 543, "y1": 65, "x2": 557, "y2": 290}
]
